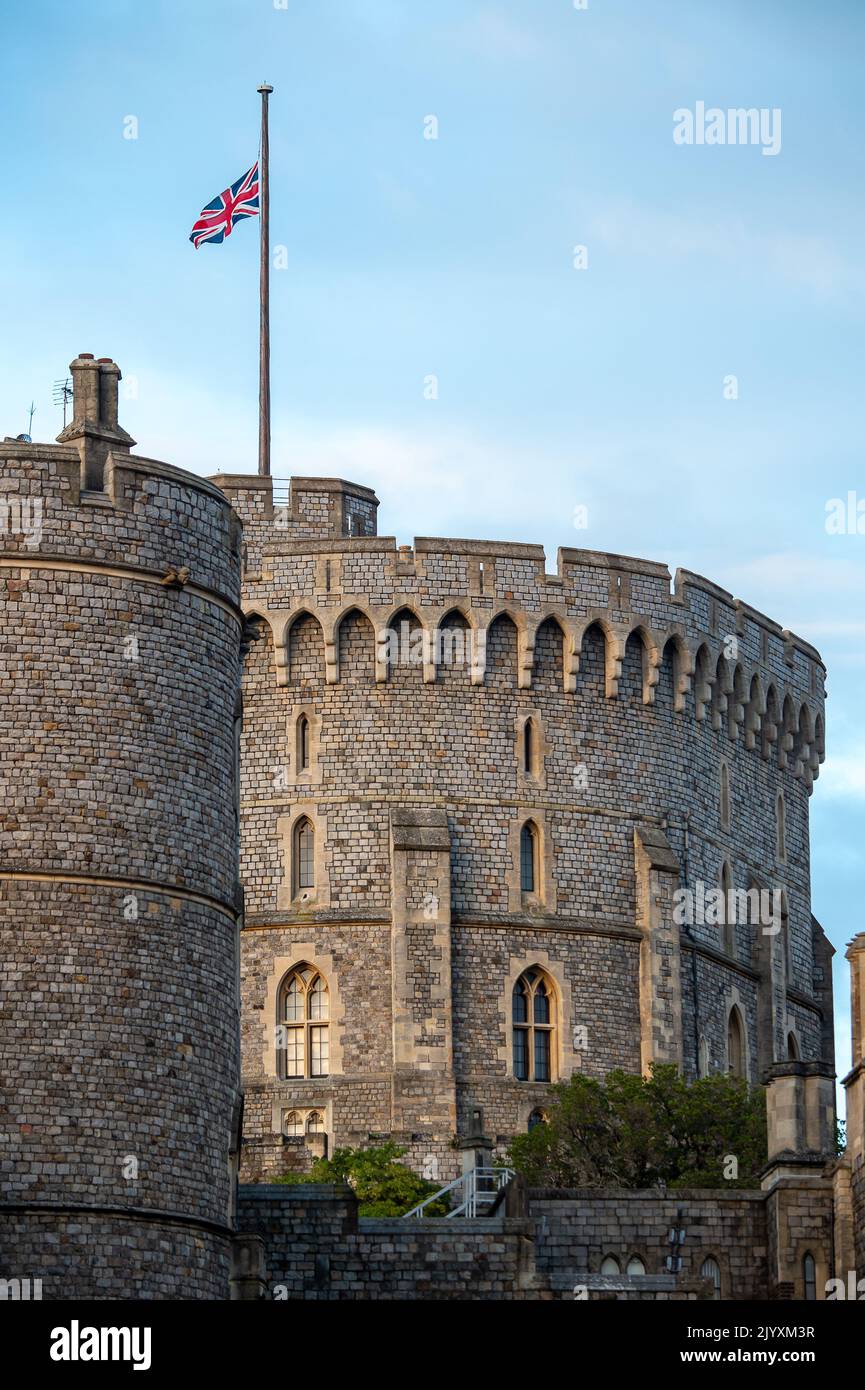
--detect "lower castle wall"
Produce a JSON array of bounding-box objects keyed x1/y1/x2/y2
[
  {"x1": 236, "y1": 1183, "x2": 795, "y2": 1301},
  {"x1": 236, "y1": 1185, "x2": 540, "y2": 1300},
  {"x1": 525, "y1": 1189, "x2": 768, "y2": 1300}
]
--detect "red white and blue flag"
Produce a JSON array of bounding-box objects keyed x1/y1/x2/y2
[{"x1": 189, "y1": 161, "x2": 260, "y2": 249}]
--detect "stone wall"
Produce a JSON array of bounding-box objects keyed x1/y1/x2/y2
[
  {"x1": 525, "y1": 1188, "x2": 768, "y2": 1300},
  {"x1": 235, "y1": 1181, "x2": 816, "y2": 1301},
  {"x1": 236, "y1": 1184, "x2": 541, "y2": 1300}
]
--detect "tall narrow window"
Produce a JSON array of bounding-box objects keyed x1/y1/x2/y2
[
  {"x1": 776, "y1": 792, "x2": 786, "y2": 861},
  {"x1": 787, "y1": 1032, "x2": 799, "y2": 1060},
  {"x1": 520, "y1": 821, "x2": 538, "y2": 894},
  {"x1": 720, "y1": 861, "x2": 735, "y2": 957},
  {"x1": 524, "y1": 719, "x2": 535, "y2": 775},
  {"x1": 297, "y1": 714, "x2": 310, "y2": 772},
  {"x1": 278, "y1": 965, "x2": 330, "y2": 1079},
  {"x1": 512, "y1": 967, "x2": 556, "y2": 1081},
  {"x1": 727, "y1": 1006, "x2": 745, "y2": 1079},
  {"x1": 720, "y1": 762, "x2": 730, "y2": 829},
  {"x1": 294, "y1": 817, "x2": 315, "y2": 894},
  {"x1": 600, "y1": 1256, "x2": 620, "y2": 1276},
  {"x1": 803, "y1": 1253, "x2": 816, "y2": 1301}
]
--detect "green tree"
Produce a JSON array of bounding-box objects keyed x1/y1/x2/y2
[
  {"x1": 506, "y1": 1064, "x2": 767, "y2": 1191},
  {"x1": 275, "y1": 1142, "x2": 449, "y2": 1217}
]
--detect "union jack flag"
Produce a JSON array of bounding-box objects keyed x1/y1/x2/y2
[{"x1": 189, "y1": 162, "x2": 260, "y2": 249}]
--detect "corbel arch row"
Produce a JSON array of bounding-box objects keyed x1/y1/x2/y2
[{"x1": 260, "y1": 599, "x2": 824, "y2": 782}]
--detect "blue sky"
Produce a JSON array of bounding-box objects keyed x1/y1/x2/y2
[{"x1": 2, "y1": 0, "x2": 862, "y2": 1096}]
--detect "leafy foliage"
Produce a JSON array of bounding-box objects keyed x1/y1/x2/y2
[
  {"x1": 506, "y1": 1064, "x2": 767, "y2": 1191},
  {"x1": 275, "y1": 1141, "x2": 449, "y2": 1217}
]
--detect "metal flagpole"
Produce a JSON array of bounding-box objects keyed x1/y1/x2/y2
[{"x1": 257, "y1": 82, "x2": 273, "y2": 477}]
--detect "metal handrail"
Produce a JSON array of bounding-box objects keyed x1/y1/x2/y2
[{"x1": 403, "y1": 1166, "x2": 514, "y2": 1220}]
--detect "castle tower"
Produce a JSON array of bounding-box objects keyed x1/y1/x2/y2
[
  {"x1": 212, "y1": 470, "x2": 830, "y2": 1187},
  {"x1": 0, "y1": 357, "x2": 243, "y2": 1298}
]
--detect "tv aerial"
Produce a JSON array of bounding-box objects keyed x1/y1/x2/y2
[{"x1": 53, "y1": 377, "x2": 73, "y2": 428}]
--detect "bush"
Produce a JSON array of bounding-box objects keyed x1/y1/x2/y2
[
  {"x1": 274, "y1": 1141, "x2": 450, "y2": 1217},
  {"x1": 506, "y1": 1064, "x2": 767, "y2": 1191}
]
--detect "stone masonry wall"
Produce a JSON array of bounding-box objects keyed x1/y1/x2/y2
[
  {"x1": 0, "y1": 429, "x2": 242, "y2": 1299},
  {"x1": 216, "y1": 473, "x2": 830, "y2": 1179}
]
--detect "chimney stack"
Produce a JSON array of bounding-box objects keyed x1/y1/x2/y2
[{"x1": 57, "y1": 353, "x2": 136, "y2": 491}]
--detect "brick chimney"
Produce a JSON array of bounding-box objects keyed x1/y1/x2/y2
[{"x1": 56, "y1": 353, "x2": 136, "y2": 491}]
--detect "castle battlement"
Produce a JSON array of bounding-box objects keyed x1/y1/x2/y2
[{"x1": 213, "y1": 473, "x2": 824, "y2": 792}]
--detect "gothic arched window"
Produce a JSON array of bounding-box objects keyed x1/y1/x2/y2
[
  {"x1": 278, "y1": 965, "x2": 330, "y2": 1079},
  {"x1": 297, "y1": 714, "x2": 311, "y2": 772},
  {"x1": 524, "y1": 718, "x2": 536, "y2": 775},
  {"x1": 512, "y1": 967, "x2": 555, "y2": 1082},
  {"x1": 727, "y1": 1006, "x2": 746, "y2": 1080},
  {"x1": 293, "y1": 817, "x2": 315, "y2": 895},
  {"x1": 600, "y1": 1256, "x2": 620, "y2": 1276},
  {"x1": 803, "y1": 1252, "x2": 816, "y2": 1301},
  {"x1": 520, "y1": 821, "x2": 538, "y2": 894}
]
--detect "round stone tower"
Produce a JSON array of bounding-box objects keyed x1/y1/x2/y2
[
  {"x1": 0, "y1": 355, "x2": 243, "y2": 1298},
  {"x1": 214, "y1": 472, "x2": 831, "y2": 1187}
]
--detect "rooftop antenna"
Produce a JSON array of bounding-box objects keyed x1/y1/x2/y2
[
  {"x1": 24, "y1": 401, "x2": 36, "y2": 440},
  {"x1": 53, "y1": 377, "x2": 73, "y2": 428}
]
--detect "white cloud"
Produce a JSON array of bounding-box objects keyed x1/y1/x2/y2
[{"x1": 586, "y1": 199, "x2": 862, "y2": 300}]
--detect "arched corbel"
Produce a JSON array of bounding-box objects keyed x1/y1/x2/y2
[
  {"x1": 374, "y1": 620, "x2": 389, "y2": 684},
  {"x1": 605, "y1": 628, "x2": 626, "y2": 699},
  {"x1": 641, "y1": 636, "x2": 661, "y2": 706},
  {"x1": 563, "y1": 626, "x2": 579, "y2": 694},
  {"x1": 517, "y1": 624, "x2": 535, "y2": 689},
  {"x1": 673, "y1": 642, "x2": 694, "y2": 714}
]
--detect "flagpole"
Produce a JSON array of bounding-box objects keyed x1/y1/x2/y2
[{"x1": 257, "y1": 83, "x2": 273, "y2": 477}]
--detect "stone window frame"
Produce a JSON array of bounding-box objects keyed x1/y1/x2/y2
[
  {"x1": 719, "y1": 859, "x2": 736, "y2": 959},
  {"x1": 276, "y1": 804, "x2": 330, "y2": 910},
  {"x1": 288, "y1": 703, "x2": 322, "y2": 785},
  {"x1": 276, "y1": 963, "x2": 331, "y2": 1082},
  {"x1": 515, "y1": 708, "x2": 548, "y2": 791},
  {"x1": 498, "y1": 952, "x2": 574, "y2": 1083},
  {"x1": 511, "y1": 966, "x2": 556, "y2": 1082},
  {"x1": 724, "y1": 987, "x2": 751, "y2": 1082},
  {"x1": 507, "y1": 810, "x2": 556, "y2": 913},
  {"x1": 278, "y1": 1102, "x2": 333, "y2": 1140},
  {"x1": 262, "y1": 945, "x2": 344, "y2": 1083}
]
